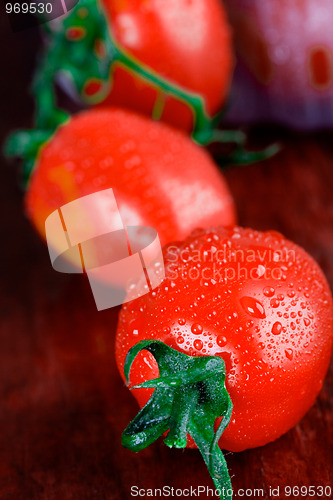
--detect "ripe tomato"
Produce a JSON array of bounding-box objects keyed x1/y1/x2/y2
[
  {"x1": 25, "y1": 109, "x2": 235, "y2": 248},
  {"x1": 42, "y1": 0, "x2": 233, "y2": 135},
  {"x1": 116, "y1": 226, "x2": 333, "y2": 452},
  {"x1": 99, "y1": 0, "x2": 234, "y2": 131}
]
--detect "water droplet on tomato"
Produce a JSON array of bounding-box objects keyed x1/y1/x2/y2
[
  {"x1": 263, "y1": 286, "x2": 275, "y2": 297},
  {"x1": 191, "y1": 323, "x2": 203, "y2": 335},
  {"x1": 271, "y1": 321, "x2": 282, "y2": 335},
  {"x1": 270, "y1": 298, "x2": 280, "y2": 308},
  {"x1": 285, "y1": 348, "x2": 294, "y2": 360},
  {"x1": 178, "y1": 318, "x2": 186, "y2": 326},
  {"x1": 193, "y1": 339, "x2": 203, "y2": 351},
  {"x1": 226, "y1": 312, "x2": 238, "y2": 322},
  {"x1": 200, "y1": 242, "x2": 217, "y2": 261},
  {"x1": 177, "y1": 336, "x2": 184, "y2": 344},
  {"x1": 303, "y1": 318, "x2": 311, "y2": 327},
  {"x1": 240, "y1": 296, "x2": 266, "y2": 318},
  {"x1": 253, "y1": 265, "x2": 266, "y2": 278},
  {"x1": 127, "y1": 319, "x2": 142, "y2": 336},
  {"x1": 258, "y1": 342, "x2": 265, "y2": 349},
  {"x1": 217, "y1": 336, "x2": 227, "y2": 347}
]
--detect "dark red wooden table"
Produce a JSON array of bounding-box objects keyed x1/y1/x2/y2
[{"x1": 0, "y1": 10, "x2": 332, "y2": 500}]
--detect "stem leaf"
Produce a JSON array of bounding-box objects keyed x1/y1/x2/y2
[{"x1": 122, "y1": 340, "x2": 233, "y2": 500}]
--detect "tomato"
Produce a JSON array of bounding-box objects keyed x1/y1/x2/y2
[
  {"x1": 25, "y1": 108, "x2": 235, "y2": 249},
  {"x1": 39, "y1": 0, "x2": 233, "y2": 136},
  {"x1": 116, "y1": 226, "x2": 333, "y2": 453},
  {"x1": 224, "y1": 0, "x2": 333, "y2": 129},
  {"x1": 100, "y1": 0, "x2": 234, "y2": 131}
]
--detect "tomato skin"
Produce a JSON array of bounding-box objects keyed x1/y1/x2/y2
[
  {"x1": 25, "y1": 109, "x2": 235, "y2": 246},
  {"x1": 100, "y1": 0, "x2": 234, "y2": 131},
  {"x1": 116, "y1": 226, "x2": 333, "y2": 452}
]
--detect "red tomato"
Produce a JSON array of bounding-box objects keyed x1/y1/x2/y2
[
  {"x1": 116, "y1": 226, "x2": 333, "y2": 452},
  {"x1": 100, "y1": 0, "x2": 234, "y2": 131},
  {"x1": 26, "y1": 109, "x2": 235, "y2": 248}
]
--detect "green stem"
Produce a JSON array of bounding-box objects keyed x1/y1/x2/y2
[
  {"x1": 152, "y1": 92, "x2": 167, "y2": 121},
  {"x1": 164, "y1": 386, "x2": 198, "y2": 448},
  {"x1": 190, "y1": 412, "x2": 233, "y2": 500},
  {"x1": 113, "y1": 46, "x2": 210, "y2": 137},
  {"x1": 122, "y1": 340, "x2": 233, "y2": 500},
  {"x1": 198, "y1": 129, "x2": 247, "y2": 147},
  {"x1": 218, "y1": 142, "x2": 281, "y2": 168}
]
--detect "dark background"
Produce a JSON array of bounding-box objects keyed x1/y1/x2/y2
[{"x1": 0, "y1": 7, "x2": 333, "y2": 500}]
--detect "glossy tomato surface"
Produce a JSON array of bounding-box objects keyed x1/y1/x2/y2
[
  {"x1": 26, "y1": 109, "x2": 235, "y2": 245},
  {"x1": 116, "y1": 226, "x2": 333, "y2": 452},
  {"x1": 100, "y1": 0, "x2": 234, "y2": 131}
]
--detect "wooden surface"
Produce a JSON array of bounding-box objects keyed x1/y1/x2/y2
[{"x1": 1, "y1": 11, "x2": 333, "y2": 500}]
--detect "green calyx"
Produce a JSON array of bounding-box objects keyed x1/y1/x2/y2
[
  {"x1": 122, "y1": 340, "x2": 233, "y2": 500},
  {"x1": 4, "y1": 111, "x2": 69, "y2": 187},
  {"x1": 205, "y1": 130, "x2": 281, "y2": 168}
]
